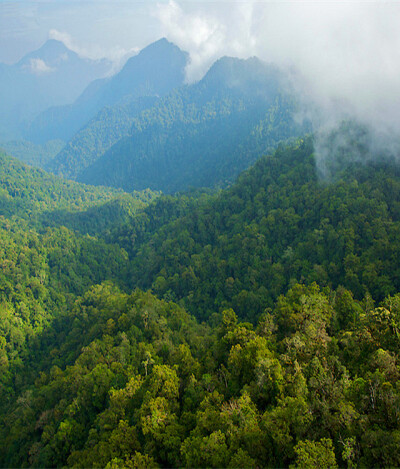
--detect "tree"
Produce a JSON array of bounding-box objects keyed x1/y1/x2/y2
[{"x1": 291, "y1": 438, "x2": 338, "y2": 469}]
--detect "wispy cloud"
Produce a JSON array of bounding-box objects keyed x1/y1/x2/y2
[
  {"x1": 48, "y1": 28, "x2": 138, "y2": 66},
  {"x1": 0, "y1": 1, "x2": 160, "y2": 64},
  {"x1": 24, "y1": 57, "x2": 54, "y2": 74}
]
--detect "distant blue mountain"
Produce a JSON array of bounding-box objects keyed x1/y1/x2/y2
[
  {"x1": 0, "y1": 40, "x2": 112, "y2": 141},
  {"x1": 50, "y1": 55, "x2": 308, "y2": 193},
  {"x1": 26, "y1": 38, "x2": 189, "y2": 143}
]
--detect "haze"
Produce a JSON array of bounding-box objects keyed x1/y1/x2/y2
[{"x1": 2, "y1": 0, "x2": 400, "y2": 163}]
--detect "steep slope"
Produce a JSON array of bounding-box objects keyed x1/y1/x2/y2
[
  {"x1": 0, "y1": 139, "x2": 64, "y2": 167},
  {"x1": 0, "y1": 40, "x2": 111, "y2": 140},
  {"x1": 28, "y1": 38, "x2": 188, "y2": 144},
  {"x1": 75, "y1": 56, "x2": 306, "y2": 193},
  {"x1": 0, "y1": 151, "x2": 158, "y2": 233},
  {"x1": 46, "y1": 96, "x2": 158, "y2": 179}
]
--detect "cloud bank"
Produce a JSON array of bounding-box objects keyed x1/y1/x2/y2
[{"x1": 155, "y1": 1, "x2": 400, "y2": 171}]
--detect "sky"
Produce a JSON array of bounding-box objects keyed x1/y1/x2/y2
[{"x1": 2, "y1": 0, "x2": 400, "y2": 161}]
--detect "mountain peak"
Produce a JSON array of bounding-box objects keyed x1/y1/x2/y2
[
  {"x1": 201, "y1": 55, "x2": 282, "y2": 95},
  {"x1": 39, "y1": 39, "x2": 70, "y2": 53},
  {"x1": 18, "y1": 39, "x2": 77, "y2": 68},
  {"x1": 204, "y1": 56, "x2": 264, "y2": 80},
  {"x1": 147, "y1": 37, "x2": 170, "y2": 46},
  {"x1": 35, "y1": 39, "x2": 75, "y2": 59},
  {"x1": 117, "y1": 38, "x2": 188, "y2": 87},
  {"x1": 135, "y1": 37, "x2": 188, "y2": 62},
  {"x1": 142, "y1": 37, "x2": 175, "y2": 50}
]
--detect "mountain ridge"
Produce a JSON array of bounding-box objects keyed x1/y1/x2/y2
[
  {"x1": 25, "y1": 38, "x2": 189, "y2": 144},
  {"x1": 70, "y1": 56, "x2": 304, "y2": 192}
]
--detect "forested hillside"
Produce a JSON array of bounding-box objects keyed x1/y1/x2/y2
[
  {"x1": 0, "y1": 139, "x2": 64, "y2": 168},
  {"x1": 98, "y1": 136, "x2": 400, "y2": 323},
  {"x1": 0, "y1": 151, "x2": 158, "y2": 233},
  {"x1": 47, "y1": 96, "x2": 158, "y2": 179},
  {"x1": 75, "y1": 57, "x2": 306, "y2": 193},
  {"x1": 0, "y1": 152, "x2": 158, "y2": 409},
  {"x1": 2, "y1": 137, "x2": 400, "y2": 468}
]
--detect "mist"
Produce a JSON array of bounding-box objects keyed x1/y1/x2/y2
[{"x1": 155, "y1": 1, "x2": 400, "y2": 173}]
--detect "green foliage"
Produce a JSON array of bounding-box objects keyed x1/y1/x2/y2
[
  {"x1": 292, "y1": 438, "x2": 338, "y2": 468},
  {"x1": 0, "y1": 150, "x2": 118, "y2": 215},
  {"x1": 2, "y1": 132, "x2": 400, "y2": 468},
  {"x1": 116, "y1": 137, "x2": 400, "y2": 322},
  {"x1": 0, "y1": 139, "x2": 64, "y2": 168},
  {"x1": 0, "y1": 152, "x2": 158, "y2": 409},
  {"x1": 49, "y1": 56, "x2": 307, "y2": 193},
  {"x1": 0, "y1": 151, "x2": 159, "y2": 234},
  {"x1": 3, "y1": 281, "x2": 400, "y2": 468},
  {"x1": 47, "y1": 96, "x2": 158, "y2": 179},
  {"x1": 79, "y1": 91, "x2": 303, "y2": 193}
]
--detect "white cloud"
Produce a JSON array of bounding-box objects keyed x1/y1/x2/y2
[
  {"x1": 155, "y1": 1, "x2": 258, "y2": 82},
  {"x1": 48, "y1": 29, "x2": 74, "y2": 49},
  {"x1": 25, "y1": 57, "x2": 54, "y2": 75},
  {"x1": 48, "y1": 28, "x2": 138, "y2": 69},
  {"x1": 154, "y1": 1, "x2": 400, "y2": 163}
]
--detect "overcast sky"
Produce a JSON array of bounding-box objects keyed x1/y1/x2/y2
[{"x1": 2, "y1": 0, "x2": 400, "y2": 137}]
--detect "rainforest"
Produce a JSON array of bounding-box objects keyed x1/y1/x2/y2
[{"x1": 2, "y1": 2, "x2": 400, "y2": 468}]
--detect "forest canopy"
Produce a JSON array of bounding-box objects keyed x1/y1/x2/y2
[{"x1": 2, "y1": 137, "x2": 400, "y2": 467}]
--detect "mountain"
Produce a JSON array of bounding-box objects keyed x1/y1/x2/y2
[
  {"x1": 45, "y1": 95, "x2": 158, "y2": 179},
  {"x1": 0, "y1": 40, "x2": 112, "y2": 140},
  {"x1": 52, "y1": 56, "x2": 307, "y2": 192},
  {"x1": 4, "y1": 33, "x2": 400, "y2": 468},
  {"x1": 25, "y1": 38, "x2": 189, "y2": 143}
]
